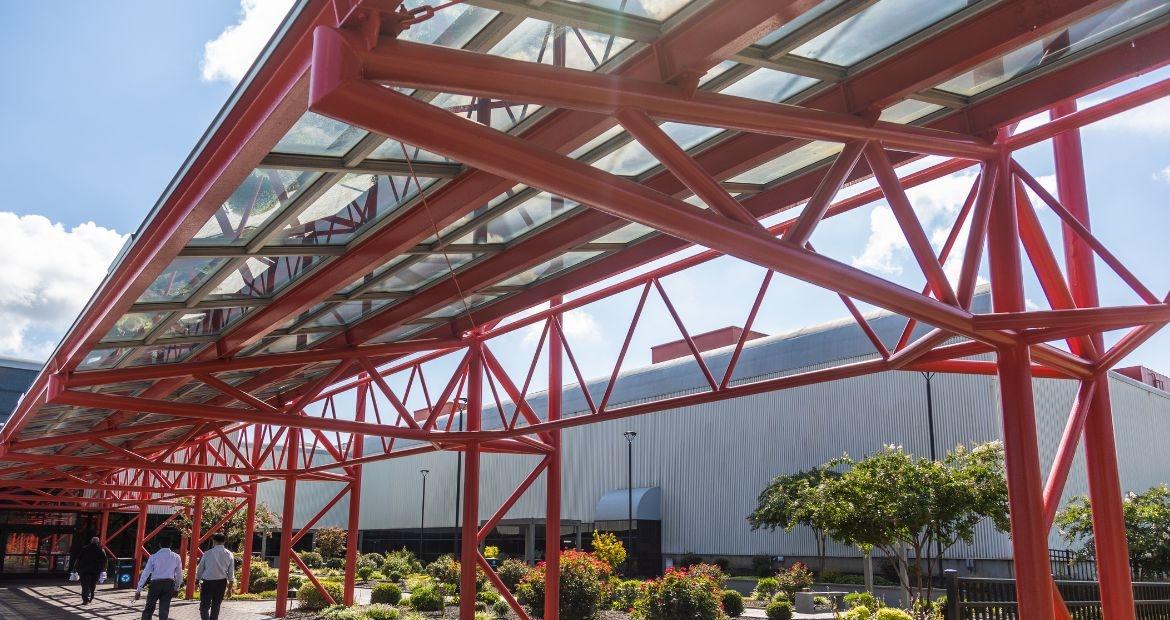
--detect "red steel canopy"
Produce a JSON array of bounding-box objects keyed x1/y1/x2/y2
[{"x1": 2, "y1": 1, "x2": 1170, "y2": 618}]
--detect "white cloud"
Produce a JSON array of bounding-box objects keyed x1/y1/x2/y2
[
  {"x1": 523, "y1": 309, "x2": 603, "y2": 345},
  {"x1": 0, "y1": 213, "x2": 127, "y2": 360},
  {"x1": 201, "y1": 0, "x2": 295, "y2": 84},
  {"x1": 852, "y1": 206, "x2": 907, "y2": 275},
  {"x1": 1083, "y1": 97, "x2": 1170, "y2": 135},
  {"x1": 1154, "y1": 166, "x2": 1170, "y2": 184}
]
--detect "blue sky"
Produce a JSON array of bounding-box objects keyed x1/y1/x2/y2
[{"x1": 0, "y1": 0, "x2": 1167, "y2": 396}]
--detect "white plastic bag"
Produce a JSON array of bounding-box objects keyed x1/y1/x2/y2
[
  {"x1": 68, "y1": 571, "x2": 80, "y2": 582},
  {"x1": 99, "y1": 571, "x2": 107, "y2": 584}
]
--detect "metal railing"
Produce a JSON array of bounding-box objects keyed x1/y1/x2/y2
[{"x1": 944, "y1": 571, "x2": 1170, "y2": 620}]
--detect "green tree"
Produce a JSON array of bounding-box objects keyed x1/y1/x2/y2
[
  {"x1": 818, "y1": 442, "x2": 1009, "y2": 605},
  {"x1": 749, "y1": 467, "x2": 838, "y2": 574},
  {"x1": 591, "y1": 531, "x2": 627, "y2": 572},
  {"x1": 173, "y1": 497, "x2": 279, "y2": 549},
  {"x1": 1056, "y1": 484, "x2": 1170, "y2": 577},
  {"x1": 313, "y1": 526, "x2": 348, "y2": 559}
]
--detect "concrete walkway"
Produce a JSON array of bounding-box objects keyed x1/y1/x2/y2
[{"x1": 0, "y1": 582, "x2": 278, "y2": 619}]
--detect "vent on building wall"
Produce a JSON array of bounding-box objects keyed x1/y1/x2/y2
[
  {"x1": 651, "y1": 326, "x2": 768, "y2": 364},
  {"x1": 1116, "y1": 365, "x2": 1170, "y2": 392}
]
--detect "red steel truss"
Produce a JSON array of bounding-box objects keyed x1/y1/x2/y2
[{"x1": 1, "y1": 1, "x2": 1169, "y2": 619}]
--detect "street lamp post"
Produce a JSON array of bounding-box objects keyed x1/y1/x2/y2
[
  {"x1": 623, "y1": 430, "x2": 637, "y2": 574},
  {"x1": 420, "y1": 469, "x2": 430, "y2": 557},
  {"x1": 454, "y1": 397, "x2": 467, "y2": 555}
]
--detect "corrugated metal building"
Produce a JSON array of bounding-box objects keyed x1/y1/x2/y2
[
  {"x1": 0, "y1": 357, "x2": 40, "y2": 426},
  {"x1": 257, "y1": 291, "x2": 1170, "y2": 576}
]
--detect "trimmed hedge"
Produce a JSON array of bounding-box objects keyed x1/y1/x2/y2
[{"x1": 370, "y1": 582, "x2": 401, "y2": 605}]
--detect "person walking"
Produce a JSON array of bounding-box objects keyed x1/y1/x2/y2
[
  {"x1": 135, "y1": 539, "x2": 182, "y2": 620},
  {"x1": 195, "y1": 532, "x2": 235, "y2": 620},
  {"x1": 75, "y1": 536, "x2": 107, "y2": 605}
]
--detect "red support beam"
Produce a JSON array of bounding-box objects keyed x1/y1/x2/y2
[
  {"x1": 459, "y1": 343, "x2": 483, "y2": 620},
  {"x1": 545, "y1": 298, "x2": 563, "y2": 620},
  {"x1": 343, "y1": 383, "x2": 367, "y2": 605},
  {"x1": 1051, "y1": 101, "x2": 1137, "y2": 620},
  {"x1": 275, "y1": 427, "x2": 300, "y2": 618}
]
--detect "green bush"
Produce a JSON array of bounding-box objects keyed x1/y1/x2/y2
[
  {"x1": 357, "y1": 566, "x2": 376, "y2": 581},
  {"x1": 408, "y1": 582, "x2": 445, "y2": 612},
  {"x1": 765, "y1": 600, "x2": 794, "y2": 620},
  {"x1": 251, "y1": 574, "x2": 277, "y2": 593},
  {"x1": 875, "y1": 609, "x2": 915, "y2": 620},
  {"x1": 492, "y1": 598, "x2": 511, "y2": 618},
  {"x1": 609, "y1": 579, "x2": 643, "y2": 612},
  {"x1": 427, "y1": 555, "x2": 462, "y2": 587},
  {"x1": 371, "y1": 582, "x2": 402, "y2": 605},
  {"x1": 721, "y1": 589, "x2": 745, "y2": 617},
  {"x1": 753, "y1": 577, "x2": 780, "y2": 600},
  {"x1": 844, "y1": 592, "x2": 882, "y2": 611},
  {"x1": 362, "y1": 552, "x2": 386, "y2": 568},
  {"x1": 300, "y1": 551, "x2": 324, "y2": 569},
  {"x1": 751, "y1": 555, "x2": 774, "y2": 577},
  {"x1": 478, "y1": 589, "x2": 502, "y2": 606},
  {"x1": 257, "y1": 590, "x2": 277, "y2": 598},
  {"x1": 497, "y1": 558, "x2": 529, "y2": 592},
  {"x1": 326, "y1": 557, "x2": 346, "y2": 570},
  {"x1": 288, "y1": 574, "x2": 306, "y2": 590},
  {"x1": 633, "y1": 568, "x2": 722, "y2": 620},
  {"x1": 320, "y1": 606, "x2": 364, "y2": 620},
  {"x1": 239, "y1": 558, "x2": 270, "y2": 586},
  {"x1": 382, "y1": 548, "x2": 423, "y2": 577},
  {"x1": 405, "y1": 574, "x2": 433, "y2": 592},
  {"x1": 516, "y1": 550, "x2": 611, "y2": 619},
  {"x1": 842, "y1": 605, "x2": 873, "y2": 620},
  {"x1": 363, "y1": 604, "x2": 400, "y2": 620},
  {"x1": 296, "y1": 580, "x2": 343, "y2": 611}
]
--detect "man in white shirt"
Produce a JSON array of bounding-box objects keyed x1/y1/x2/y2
[
  {"x1": 195, "y1": 533, "x2": 235, "y2": 620},
  {"x1": 135, "y1": 539, "x2": 183, "y2": 620}
]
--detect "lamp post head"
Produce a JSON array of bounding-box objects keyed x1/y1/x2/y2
[
  {"x1": 623, "y1": 430, "x2": 637, "y2": 443},
  {"x1": 420, "y1": 469, "x2": 429, "y2": 477},
  {"x1": 455, "y1": 397, "x2": 469, "y2": 411}
]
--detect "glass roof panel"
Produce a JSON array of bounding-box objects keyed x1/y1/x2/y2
[
  {"x1": 878, "y1": 99, "x2": 945, "y2": 124},
  {"x1": 423, "y1": 293, "x2": 501, "y2": 319},
  {"x1": 341, "y1": 255, "x2": 411, "y2": 294},
  {"x1": 494, "y1": 251, "x2": 603, "y2": 287},
  {"x1": 400, "y1": 1, "x2": 499, "y2": 47},
  {"x1": 590, "y1": 123, "x2": 723, "y2": 176},
  {"x1": 718, "y1": 67, "x2": 819, "y2": 103},
  {"x1": 124, "y1": 343, "x2": 201, "y2": 367},
  {"x1": 431, "y1": 92, "x2": 545, "y2": 133},
  {"x1": 489, "y1": 18, "x2": 635, "y2": 72},
  {"x1": 78, "y1": 348, "x2": 130, "y2": 371},
  {"x1": 791, "y1": 0, "x2": 975, "y2": 67},
  {"x1": 367, "y1": 140, "x2": 451, "y2": 163},
  {"x1": 935, "y1": 0, "x2": 1170, "y2": 96},
  {"x1": 368, "y1": 324, "x2": 430, "y2": 345},
  {"x1": 207, "y1": 255, "x2": 323, "y2": 300},
  {"x1": 160, "y1": 307, "x2": 249, "y2": 340},
  {"x1": 271, "y1": 173, "x2": 433, "y2": 246},
  {"x1": 566, "y1": 0, "x2": 692, "y2": 20},
  {"x1": 366, "y1": 253, "x2": 480, "y2": 293},
  {"x1": 592, "y1": 222, "x2": 655, "y2": 244},
  {"x1": 303, "y1": 300, "x2": 392, "y2": 328},
  {"x1": 256, "y1": 332, "x2": 330, "y2": 355},
  {"x1": 755, "y1": 0, "x2": 850, "y2": 47},
  {"x1": 569, "y1": 125, "x2": 625, "y2": 160},
  {"x1": 272, "y1": 112, "x2": 368, "y2": 157},
  {"x1": 137, "y1": 258, "x2": 230, "y2": 304},
  {"x1": 453, "y1": 192, "x2": 577, "y2": 244},
  {"x1": 102, "y1": 312, "x2": 169, "y2": 343},
  {"x1": 191, "y1": 168, "x2": 320, "y2": 245},
  {"x1": 699, "y1": 60, "x2": 739, "y2": 87},
  {"x1": 728, "y1": 141, "x2": 844, "y2": 184}
]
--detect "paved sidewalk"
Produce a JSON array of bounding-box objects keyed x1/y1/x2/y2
[{"x1": 0, "y1": 582, "x2": 278, "y2": 619}]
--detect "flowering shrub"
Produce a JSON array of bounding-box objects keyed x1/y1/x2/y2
[
  {"x1": 753, "y1": 576, "x2": 781, "y2": 600},
  {"x1": 516, "y1": 550, "x2": 612, "y2": 619},
  {"x1": 427, "y1": 555, "x2": 461, "y2": 586},
  {"x1": 632, "y1": 567, "x2": 722, "y2": 620},
  {"x1": 408, "y1": 582, "x2": 445, "y2": 612},
  {"x1": 687, "y1": 563, "x2": 728, "y2": 588},
  {"x1": 775, "y1": 562, "x2": 814, "y2": 599}
]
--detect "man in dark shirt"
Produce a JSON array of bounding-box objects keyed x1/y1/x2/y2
[{"x1": 75, "y1": 537, "x2": 107, "y2": 605}]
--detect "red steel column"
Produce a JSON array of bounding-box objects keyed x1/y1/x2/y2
[
  {"x1": 989, "y1": 146, "x2": 1054, "y2": 619},
  {"x1": 276, "y1": 427, "x2": 301, "y2": 617},
  {"x1": 98, "y1": 509, "x2": 110, "y2": 549},
  {"x1": 344, "y1": 383, "x2": 368, "y2": 605},
  {"x1": 545, "y1": 299, "x2": 563, "y2": 620},
  {"x1": 133, "y1": 502, "x2": 148, "y2": 585},
  {"x1": 1051, "y1": 101, "x2": 1136, "y2": 619},
  {"x1": 185, "y1": 444, "x2": 206, "y2": 599},
  {"x1": 239, "y1": 426, "x2": 262, "y2": 593},
  {"x1": 459, "y1": 342, "x2": 483, "y2": 620}
]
